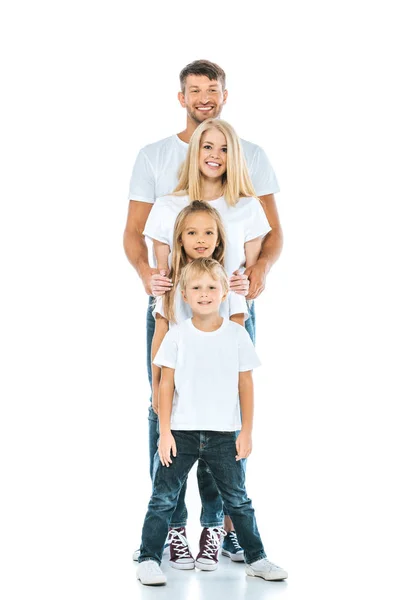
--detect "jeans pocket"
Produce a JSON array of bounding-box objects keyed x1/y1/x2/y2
[{"x1": 148, "y1": 405, "x2": 158, "y2": 422}]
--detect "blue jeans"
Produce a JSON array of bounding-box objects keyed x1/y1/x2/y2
[
  {"x1": 146, "y1": 297, "x2": 256, "y2": 527},
  {"x1": 139, "y1": 430, "x2": 266, "y2": 565}
]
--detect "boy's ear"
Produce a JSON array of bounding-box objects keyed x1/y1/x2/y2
[
  {"x1": 221, "y1": 290, "x2": 228, "y2": 302},
  {"x1": 181, "y1": 288, "x2": 188, "y2": 303}
]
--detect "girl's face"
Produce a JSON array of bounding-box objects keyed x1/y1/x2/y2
[
  {"x1": 198, "y1": 128, "x2": 227, "y2": 180},
  {"x1": 180, "y1": 213, "x2": 219, "y2": 261}
]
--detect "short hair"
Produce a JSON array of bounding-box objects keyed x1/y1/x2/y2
[
  {"x1": 180, "y1": 258, "x2": 229, "y2": 295},
  {"x1": 179, "y1": 60, "x2": 226, "y2": 92}
]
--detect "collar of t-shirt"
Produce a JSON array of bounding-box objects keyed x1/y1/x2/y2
[
  {"x1": 188, "y1": 317, "x2": 228, "y2": 337},
  {"x1": 174, "y1": 135, "x2": 188, "y2": 149}
]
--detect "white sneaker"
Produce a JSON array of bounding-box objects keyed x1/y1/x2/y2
[
  {"x1": 136, "y1": 560, "x2": 167, "y2": 585},
  {"x1": 245, "y1": 557, "x2": 288, "y2": 581}
]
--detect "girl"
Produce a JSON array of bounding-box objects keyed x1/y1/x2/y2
[
  {"x1": 142, "y1": 119, "x2": 270, "y2": 569},
  {"x1": 150, "y1": 200, "x2": 250, "y2": 414}
]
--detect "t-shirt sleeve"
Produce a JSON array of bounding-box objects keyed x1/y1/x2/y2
[
  {"x1": 245, "y1": 198, "x2": 271, "y2": 242},
  {"x1": 153, "y1": 329, "x2": 178, "y2": 369},
  {"x1": 128, "y1": 149, "x2": 156, "y2": 204},
  {"x1": 143, "y1": 201, "x2": 171, "y2": 244},
  {"x1": 152, "y1": 296, "x2": 166, "y2": 319},
  {"x1": 227, "y1": 292, "x2": 249, "y2": 321},
  {"x1": 237, "y1": 326, "x2": 261, "y2": 371},
  {"x1": 250, "y1": 147, "x2": 280, "y2": 197}
]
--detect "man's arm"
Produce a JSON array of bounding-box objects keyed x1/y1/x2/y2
[
  {"x1": 245, "y1": 193, "x2": 283, "y2": 299},
  {"x1": 123, "y1": 201, "x2": 172, "y2": 295},
  {"x1": 153, "y1": 240, "x2": 171, "y2": 272}
]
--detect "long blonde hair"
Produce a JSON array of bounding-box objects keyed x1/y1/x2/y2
[
  {"x1": 174, "y1": 119, "x2": 257, "y2": 206},
  {"x1": 164, "y1": 201, "x2": 226, "y2": 323}
]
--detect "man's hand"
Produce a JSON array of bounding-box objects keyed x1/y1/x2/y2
[
  {"x1": 140, "y1": 268, "x2": 173, "y2": 296},
  {"x1": 140, "y1": 267, "x2": 159, "y2": 295},
  {"x1": 151, "y1": 270, "x2": 173, "y2": 297},
  {"x1": 229, "y1": 271, "x2": 249, "y2": 296},
  {"x1": 244, "y1": 260, "x2": 270, "y2": 300},
  {"x1": 158, "y1": 431, "x2": 177, "y2": 467},
  {"x1": 235, "y1": 430, "x2": 252, "y2": 460}
]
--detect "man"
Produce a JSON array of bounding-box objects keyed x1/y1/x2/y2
[{"x1": 124, "y1": 60, "x2": 283, "y2": 567}]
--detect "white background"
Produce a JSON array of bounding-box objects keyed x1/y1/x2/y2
[{"x1": 1, "y1": 1, "x2": 399, "y2": 599}]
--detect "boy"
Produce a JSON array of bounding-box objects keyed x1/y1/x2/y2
[{"x1": 136, "y1": 258, "x2": 287, "y2": 585}]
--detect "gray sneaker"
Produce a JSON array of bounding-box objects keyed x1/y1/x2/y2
[
  {"x1": 221, "y1": 531, "x2": 244, "y2": 562},
  {"x1": 245, "y1": 557, "x2": 288, "y2": 581}
]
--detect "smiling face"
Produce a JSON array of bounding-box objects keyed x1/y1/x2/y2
[
  {"x1": 180, "y1": 213, "x2": 219, "y2": 261},
  {"x1": 178, "y1": 75, "x2": 227, "y2": 124},
  {"x1": 182, "y1": 271, "x2": 227, "y2": 315},
  {"x1": 198, "y1": 128, "x2": 227, "y2": 180}
]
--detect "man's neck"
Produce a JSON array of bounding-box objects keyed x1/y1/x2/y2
[
  {"x1": 177, "y1": 116, "x2": 199, "y2": 144},
  {"x1": 191, "y1": 312, "x2": 223, "y2": 332}
]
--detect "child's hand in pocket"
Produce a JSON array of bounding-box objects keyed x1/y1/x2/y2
[
  {"x1": 235, "y1": 431, "x2": 252, "y2": 460},
  {"x1": 158, "y1": 432, "x2": 177, "y2": 467}
]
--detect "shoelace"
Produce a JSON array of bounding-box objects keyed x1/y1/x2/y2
[
  {"x1": 228, "y1": 531, "x2": 241, "y2": 550},
  {"x1": 201, "y1": 527, "x2": 226, "y2": 559},
  {"x1": 167, "y1": 528, "x2": 192, "y2": 558}
]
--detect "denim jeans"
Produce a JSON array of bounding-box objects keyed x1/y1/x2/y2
[
  {"x1": 146, "y1": 296, "x2": 256, "y2": 527},
  {"x1": 139, "y1": 430, "x2": 266, "y2": 565}
]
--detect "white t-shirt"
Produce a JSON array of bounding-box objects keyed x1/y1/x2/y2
[
  {"x1": 143, "y1": 194, "x2": 270, "y2": 276},
  {"x1": 153, "y1": 285, "x2": 248, "y2": 327},
  {"x1": 128, "y1": 134, "x2": 279, "y2": 203},
  {"x1": 154, "y1": 318, "x2": 261, "y2": 431}
]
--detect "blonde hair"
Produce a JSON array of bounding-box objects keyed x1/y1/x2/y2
[
  {"x1": 180, "y1": 258, "x2": 229, "y2": 297},
  {"x1": 174, "y1": 118, "x2": 257, "y2": 207},
  {"x1": 163, "y1": 201, "x2": 226, "y2": 323}
]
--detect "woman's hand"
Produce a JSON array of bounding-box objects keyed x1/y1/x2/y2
[
  {"x1": 229, "y1": 271, "x2": 249, "y2": 296},
  {"x1": 235, "y1": 431, "x2": 252, "y2": 460},
  {"x1": 151, "y1": 270, "x2": 173, "y2": 296},
  {"x1": 158, "y1": 431, "x2": 177, "y2": 467}
]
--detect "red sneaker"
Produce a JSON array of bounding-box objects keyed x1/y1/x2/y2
[
  {"x1": 167, "y1": 527, "x2": 195, "y2": 570},
  {"x1": 195, "y1": 527, "x2": 226, "y2": 571}
]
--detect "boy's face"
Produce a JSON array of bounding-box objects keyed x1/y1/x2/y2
[
  {"x1": 178, "y1": 75, "x2": 227, "y2": 124},
  {"x1": 180, "y1": 213, "x2": 219, "y2": 260},
  {"x1": 182, "y1": 272, "x2": 227, "y2": 315}
]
